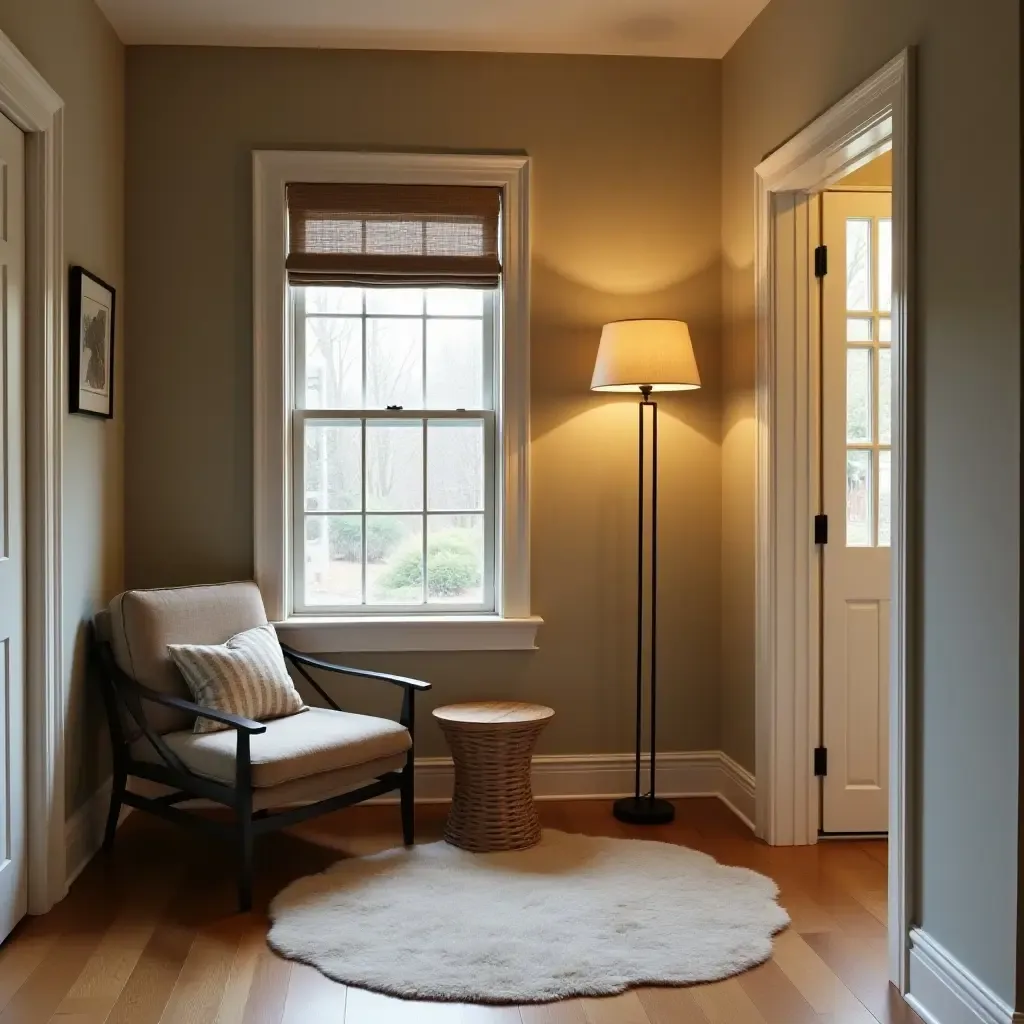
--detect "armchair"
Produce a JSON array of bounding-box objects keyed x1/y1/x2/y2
[{"x1": 93, "y1": 582, "x2": 430, "y2": 911}]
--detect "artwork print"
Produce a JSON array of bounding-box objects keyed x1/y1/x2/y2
[
  {"x1": 70, "y1": 266, "x2": 116, "y2": 418},
  {"x1": 80, "y1": 295, "x2": 110, "y2": 396}
]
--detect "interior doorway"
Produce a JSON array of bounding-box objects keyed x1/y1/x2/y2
[
  {"x1": 752, "y1": 50, "x2": 913, "y2": 990},
  {"x1": 819, "y1": 160, "x2": 893, "y2": 837}
]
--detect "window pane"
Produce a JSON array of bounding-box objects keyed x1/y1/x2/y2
[
  {"x1": 878, "y1": 218, "x2": 892, "y2": 312},
  {"x1": 879, "y1": 348, "x2": 892, "y2": 445},
  {"x1": 305, "y1": 286, "x2": 362, "y2": 314},
  {"x1": 878, "y1": 450, "x2": 892, "y2": 547},
  {"x1": 426, "y1": 288, "x2": 484, "y2": 316},
  {"x1": 846, "y1": 348, "x2": 872, "y2": 443},
  {"x1": 366, "y1": 318, "x2": 423, "y2": 409},
  {"x1": 847, "y1": 317, "x2": 873, "y2": 342},
  {"x1": 879, "y1": 317, "x2": 892, "y2": 342},
  {"x1": 365, "y1": 288, "x2": 423, "y2": 315},
  {"x1": 368, "y1": 515, "x2": 424, "y2": 605},
  {"x1": 304, "y1": 422, "x2": 361, "y2": 512},
  {"x1": 846, "y1": 218, "x2": 872, "y2": 311},
  {"x1": 305, "y1": 515, "x2": 362, "y2": 606},
  {"x1": 305, "y1": 317, "x2": 362, "y2": 409},
  {"x1": 365, "y1": 421, "x2": 422, "y2": 512},
  {"x1": 428, "y1": 420, "x2": 484, "y2": 512},
  {"x1": 426, "y1": 319, "x2": 484, "y2": 409},
  {"x1": 846, "y1": 450, "x2": 873, "y2": 547},
  {"x1": 427, "y1": 515, "x2": 484, "y2": 605}
]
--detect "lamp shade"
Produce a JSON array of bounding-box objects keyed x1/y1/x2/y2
[{"x1": 590, "y1": 319, "x2": 701, "y2": 393}]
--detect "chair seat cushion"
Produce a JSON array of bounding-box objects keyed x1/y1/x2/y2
[{"x1": 132, "y1": 706, "x2": 411, "y2": 788}]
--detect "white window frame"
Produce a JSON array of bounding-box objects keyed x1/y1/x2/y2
[{"x1": 253, "y1": 150, "x2": 539, "y2": 652}]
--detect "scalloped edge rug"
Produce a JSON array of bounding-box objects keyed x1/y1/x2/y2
[{"x1": 267, "y1": 829, "x2": 789, "y2": 1004}]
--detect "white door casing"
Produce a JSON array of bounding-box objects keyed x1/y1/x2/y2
[
  {"x1": 753, "y1": 48, "x2": 912, "y2": 989},
  {"x1": 820, "y1": 190, "x2": 892, "y2": 835},
  {"x1": 0, "y1": 110, "x2": 26, "y2": 942},
  {"x1": 0, "y1": 28, "x2": 66, "y2": 916}
]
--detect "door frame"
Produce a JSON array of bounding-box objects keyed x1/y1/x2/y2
[
  {"x1": 753, "y1": 49, "x2": 914, "y2": 989},
  {"x1": 0, "y1": 30, "x2": 67, "y2": 915}
]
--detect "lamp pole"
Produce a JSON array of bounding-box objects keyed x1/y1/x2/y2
[
  {"x1": 590, "y1": 319, "x2": 699, "y2": 825},
  {"x1": 613, "y1": 385, "x2": 674, "y2": 826}
]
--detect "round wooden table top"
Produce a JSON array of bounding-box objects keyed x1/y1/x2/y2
[{"x1": 432, "y1": 701, "x2": 554, "y2": 727}]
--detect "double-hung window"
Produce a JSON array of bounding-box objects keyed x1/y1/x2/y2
[{"x1": 254, "y1": 153, "x2": 537, "y2": 651}]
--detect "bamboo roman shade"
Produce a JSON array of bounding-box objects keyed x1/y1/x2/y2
[{"x1": 287, "y1": 183, "x2": 502, "y2": 287}]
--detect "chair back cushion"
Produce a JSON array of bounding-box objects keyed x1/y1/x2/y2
[
  {"x1": 168, "y1": 623, "x2": 306, "y2": 734},
  {"x1": 107, "y1": 582, "x2": 270, "y2": 735}
]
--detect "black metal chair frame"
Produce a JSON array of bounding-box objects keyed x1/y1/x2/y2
[{"x1": 93, "y1": 631, "x2": 431, "y2": 911}]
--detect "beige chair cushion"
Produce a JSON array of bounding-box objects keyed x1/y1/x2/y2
[
  {"x1": 131, "y1": 706, "x2": 411, "y2": 789},
  {"x1": 128, "y1": 753, "x2": 408, "y2": 812},
  {"x1": 252, "y1": 755, "x2": 408, "y2": 810},
  {"x1": 108, "y1": 582, "x2": 269, "y2": 735},
  {"x1": 94, "y1": 608, "x2": 113, "y2": 643}
]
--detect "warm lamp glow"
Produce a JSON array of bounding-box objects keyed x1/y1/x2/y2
[{"x1": 590, "y1": 319, "x2": 701, "y2": 393}]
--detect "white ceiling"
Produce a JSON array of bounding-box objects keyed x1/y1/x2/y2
[{"x1": 95, "y1": 0, "x2": 770, "y2": 59}]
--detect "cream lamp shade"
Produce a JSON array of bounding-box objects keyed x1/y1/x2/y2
[{"x1": 590, "y1": 319, "x2": 701, "y2": 393}]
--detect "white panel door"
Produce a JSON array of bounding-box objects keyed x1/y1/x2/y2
[
  {"x1": 821, "y1": 189, "x2": 892, "y2": 835},
  {"x1": 0, "y1": 111, "x2": 26, "y2": 941}
]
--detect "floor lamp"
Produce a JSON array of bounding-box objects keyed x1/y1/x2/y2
[{"x1": 591, "y1": 320, "x2": 701, "y2": 825}]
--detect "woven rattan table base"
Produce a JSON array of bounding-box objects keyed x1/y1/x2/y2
[{"x1": 434, "y1": 703, "x2": 553, "y2": 853}]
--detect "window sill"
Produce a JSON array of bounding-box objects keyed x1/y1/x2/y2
[{"x1": 273, "y1": 615, "x2": 543, "y2": 653}]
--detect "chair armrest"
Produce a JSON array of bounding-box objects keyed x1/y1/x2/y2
[
  {"x1": 125, "y1": 675, "x2": 267, "y2": 734},
  {"x1": 280, "y1": 644, "x2": 432, "y2": 692}
]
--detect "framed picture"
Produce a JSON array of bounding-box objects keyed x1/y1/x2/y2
[{"x1": 69, "y1": 266, "x2": 116, "y2": 418}]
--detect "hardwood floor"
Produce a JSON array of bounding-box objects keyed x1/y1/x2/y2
[{"x1": 0, "y1": 798, "x2": 922, "y2": 1024}]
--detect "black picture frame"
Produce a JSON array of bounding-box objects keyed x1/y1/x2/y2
[{"x1": 69, "y1": 265, "x2": 116, "y2": 419}]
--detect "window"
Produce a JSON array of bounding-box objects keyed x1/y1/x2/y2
[
  {"x1": 293, "y1": 284, "x2": 496, "y2": 612},
  {"x1": 253, "y1": 152, "x2": 537, "y2": 651}
]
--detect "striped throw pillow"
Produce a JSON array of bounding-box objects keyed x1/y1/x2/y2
[{"x1": 168, "y1": 624, "x2": 306, "y2": 734}]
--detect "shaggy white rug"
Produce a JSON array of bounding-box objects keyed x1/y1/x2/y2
[{"x1": 267, "y1": 830, "x2": 789, "y2": 1003}]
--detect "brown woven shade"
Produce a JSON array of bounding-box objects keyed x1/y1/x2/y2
[{"x1": 287, "y1": 183, "x2": 502, "y2": 287}]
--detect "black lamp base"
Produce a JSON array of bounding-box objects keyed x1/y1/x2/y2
[{"x1": 612, "y1": 796, "x2": 675, "y2": 825}]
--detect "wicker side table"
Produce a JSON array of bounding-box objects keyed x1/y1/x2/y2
[{"x1": 433, "y1": 702, "x2": 554, "y2": 853}]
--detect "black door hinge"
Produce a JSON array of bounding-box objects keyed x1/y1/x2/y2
[
  {"x1": 814, "y1": 513, "x2": 828, "y2": 545},
  {"x1": 814, "y1": 245, "x2": 828, "y2": 277},
  {"x1": 814, "y1": 747, "x2": 828, "y2": 777}
]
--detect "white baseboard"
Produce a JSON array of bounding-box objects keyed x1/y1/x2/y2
[
  {"x1": 907, "y1": 928, "x2": 1022, "y2": 1024},
  {"x1": 65, "y1": 751, "x2": 757, "y2": 886},
  {"x1": 716, "y1": 752, "x2": 757, "y2": 830},
  {"x1": 372, "y1": 750, "x2": 757, "y2": 829},
  {"x1": 64, "y1": 777, "x2": 130, "y2": 888}
]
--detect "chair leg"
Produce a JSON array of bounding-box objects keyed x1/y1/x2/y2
[
  {"x1": 236, "y1": 733, "x2": 254, "y2": 913},
  {"x1": 238, "y1": 815, "x2": 254, "y2": 913},
  {"x1": 400, "y1": 768, "x2": 415, "y2": 846},
  {"x1": 103, "y1": 769, "x2": 126, "y2": 853}
]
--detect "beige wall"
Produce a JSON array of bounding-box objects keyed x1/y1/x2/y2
[
  {"x1": 721, "y1": 0, "x2": 1019, "y2": 1002},
  {"x1": 0, "y1": 0, "x2": 125, "y2": 817},
  {"x1": 835, "y1": 149, "x2": 892, "y2": 187},
  {"x1": 124, "y1": 47, "x2": 723, "y2": 759}
]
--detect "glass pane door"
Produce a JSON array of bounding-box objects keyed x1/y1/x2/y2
[{"x1": 844, "y1": 215, "x2": 892, "y2": 547}]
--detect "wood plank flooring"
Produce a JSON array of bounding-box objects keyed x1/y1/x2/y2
[{"x1": 0, "y1": 799, "x2": 922, "y2": 1024}]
